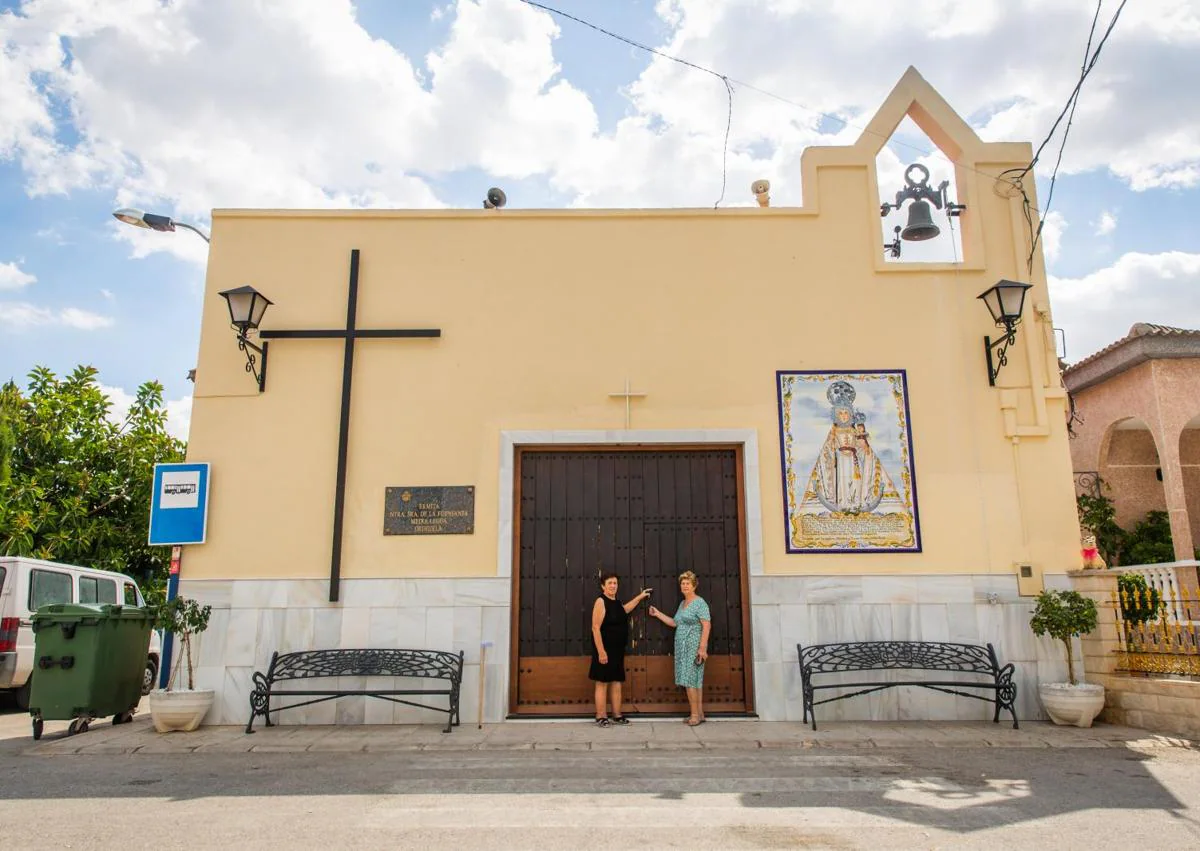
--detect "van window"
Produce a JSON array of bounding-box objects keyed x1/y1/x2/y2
[
  {"x1": 0, "y1": 565, "x2": 6, "y2": 594},
  {"x1": 80, "y1": 576, "x2": 118, "y2": 605},
  {"x1": 124, "y1": 584, "x2": 139, "y2": 606},
  {"x1": 30, "y1": 570, "x2": 73, "y2": 610}
]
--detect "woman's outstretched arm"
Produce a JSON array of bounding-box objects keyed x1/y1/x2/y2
[
  {"x1": 648, "y1": 605, "x2": 676, "y2": 628},
  {"x1": 623, "y1": 588, "x2": 651, "y2": 614}
]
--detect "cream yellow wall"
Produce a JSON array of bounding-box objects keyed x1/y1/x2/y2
[{"x1": 182, "y1": 69, "x2": 1079, "y2": 585}]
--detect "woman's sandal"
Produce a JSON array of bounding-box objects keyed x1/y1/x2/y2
[{"x1": 685, "y1": 716, "x2": 702, "y2": 727}]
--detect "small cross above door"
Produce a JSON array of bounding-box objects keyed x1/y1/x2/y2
[{"x1": 608, "y1": 378, "x2": 647, "y2": 429}]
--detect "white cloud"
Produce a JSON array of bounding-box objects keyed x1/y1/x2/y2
[
  {"x1": 100, "y1": 385, "x2": 191, "y2": 441},
  {"x1": 0, "y1": 301, "x2": 113, "y2": 330},
  {"x1": 166, "y1": 395, "x2": 193, "y2": 442},
  {"x1": 1040, "y1": 211, "x2": 1067, "y2": 264},
  {"x1": 59, "y1": 307, "x2": 114, "y2": 330},
  {"x1": 100, "y1": 288, "x2": 114, "y2": 300},
  {"x1": 0, "y1": 260, "x2": 36, "y2": 290},
  {"x1": 0, "y1": 0, "x2": 1194, "y2": 236},
  {"x1": 1093, "y1": 210, "x2": 1117, "y2": 236},
  {"x1": 1050, "y1": 251, "x2": 1200, "y2": 361},
  {"x1": 99, "y1": 384, "x2": 134, "y2": 426}
]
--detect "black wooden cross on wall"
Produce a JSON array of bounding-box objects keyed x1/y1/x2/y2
[{"x1": 259, "y1": 249, "x2": 441, "y2": 602}]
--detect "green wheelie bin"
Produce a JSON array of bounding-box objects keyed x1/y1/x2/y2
[{"x1": 29, "y1": 603, "x2": 155, "y2": 740}]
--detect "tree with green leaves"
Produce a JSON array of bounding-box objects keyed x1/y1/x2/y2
[
  {"x1": 1030, "y1": 589, "x2": 1099, "y2": 686},
  {"x1": 154, "y1": 596, "x2": 212, "y2": 691},
  {"x1": 0, "y1": 366, "x2": 185, "y2": 599}
]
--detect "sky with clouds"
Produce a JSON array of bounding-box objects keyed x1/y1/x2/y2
[{"x1": 1, "y1": 0, "x2": 1198, "y2": 441}]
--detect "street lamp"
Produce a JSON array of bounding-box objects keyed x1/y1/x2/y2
[
  {"x1": 978, "y1": 280, "x2": 1034, "y2": 386},
  {"x1": 110, "y1": 204, "x2": 214, "y2": 692},
  {"x1": 218, "y1": 285, "x2": 273, "y2": 393},
  {"x1": 112, "y1": 207, "x2": 211, "y2": 243}
]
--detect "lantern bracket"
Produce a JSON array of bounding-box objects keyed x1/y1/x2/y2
[{"x1": 235, "y1": 333, "x2": 269, "y2": 393}]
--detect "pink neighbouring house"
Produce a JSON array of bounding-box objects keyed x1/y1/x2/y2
[{"x1": 1063, "y1": 323, "x2": 1200, "y2": 564}]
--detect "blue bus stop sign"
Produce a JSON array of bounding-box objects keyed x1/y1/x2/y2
[{"x1": 148, "y1": 462, "x2": 210, "y2": 546}]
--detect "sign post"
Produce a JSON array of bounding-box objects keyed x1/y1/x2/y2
[{"x1": 149, "y1": 462, "x2": 210, "y2": 688}]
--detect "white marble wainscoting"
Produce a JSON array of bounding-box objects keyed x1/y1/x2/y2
[
  {"x1": 750, "y1": 573, "x2": 1073, "y2": 724},
  {"x1": 178, "y1": 578, "x2": 512, "y2": 727}
]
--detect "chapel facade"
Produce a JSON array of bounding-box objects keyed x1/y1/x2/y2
[{"x1": 179, "y1": 68, "x2": 1079, "y2": 725}]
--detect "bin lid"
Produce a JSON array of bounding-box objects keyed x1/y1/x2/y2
[{"x1": 32, "y1": 603, "x2": 155, "y2": 624}]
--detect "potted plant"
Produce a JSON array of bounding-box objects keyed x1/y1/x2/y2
[
  {"x1": 147, "y1": 597, "x2": 214, "y2": 733},
  {"x1": 1030, "y1": 589, "x2": 1104, "y2": 727}
]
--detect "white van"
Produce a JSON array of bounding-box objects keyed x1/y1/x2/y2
[{"x1": 0, "y1": 556, "x2": 162, "y2": 710}]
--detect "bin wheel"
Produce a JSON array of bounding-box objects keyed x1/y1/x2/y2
[
  {"x1": 113, "y1": 711, "x2": 134, "y2": 726},
  {"x1": 32, "y1": 717, "x2": 43, "y2": 741},
  {"x1": 67, "y1": 718, "x2": 90, "y2": 736},
  {"x1": 142, "y1": 657, "x2": 159, "y2": 696}
]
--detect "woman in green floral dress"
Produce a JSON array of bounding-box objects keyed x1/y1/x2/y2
[{"x1": 649, "y1": 571, "x2": 712, "y2": 726}]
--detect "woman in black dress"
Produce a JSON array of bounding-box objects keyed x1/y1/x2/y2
[{"x1": 590, "y1": 572, "x2": 651, "y2": 727}]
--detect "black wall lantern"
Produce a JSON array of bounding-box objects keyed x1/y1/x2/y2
[
  {"x1": 218, "y1": 285, "x2": 273, "y2": 392},
  {"x1": 978, "y1": 279, "x2": 1033, "y2": 386},
  {"x1": 881, "y1": 163, "x2": 966, "y2": 258}
]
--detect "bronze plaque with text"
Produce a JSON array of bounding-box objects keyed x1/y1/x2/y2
[{"x1": 383, "y1": 486, "x2": 475, "y2": 535}]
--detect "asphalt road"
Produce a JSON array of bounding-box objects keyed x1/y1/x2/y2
[{"x1": 3, "y1": 697, "x2": 1199, "y2": 849}]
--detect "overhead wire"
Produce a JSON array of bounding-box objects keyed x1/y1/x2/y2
[
  {"x1": 1000, "y1": 0, "x2": 1127, "y2": 272},
  {"x1": 714, "y1": 76, "x2": 733, "y2": 208},
  {"x1": 515, "y1": 0, "x2": 999, "y2": 194},
  {"x1": 516, "y1": 0, "x2": 1126, "y2": 271}
]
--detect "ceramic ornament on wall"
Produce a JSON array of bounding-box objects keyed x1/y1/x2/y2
[{"x1": 776, "y1": 370, "x2": 921, "y2": 553}]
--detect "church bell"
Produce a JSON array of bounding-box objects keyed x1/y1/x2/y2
[{"x1": 900, "y1": 199, "x2": 940, "y2": 241}]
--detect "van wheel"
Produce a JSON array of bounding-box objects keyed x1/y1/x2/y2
[
  {"x1": 15, "y1": 679, "x2": 31, "y2": 712},
  {"x1": 142, "y1": 657, "x2": 158, "y2": 696}
]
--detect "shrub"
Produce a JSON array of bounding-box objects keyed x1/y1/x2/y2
[
  {"x1": 1117, "y1": 572, "x2": 1163, "y2": 626},
  {"x1": 153, "y1": 597, "x2": 212, "y2": 691},
  {"x1": 1123, "y1": 511, "x2": 1175, "y2": 566},
  {"x1": 1029, "y1": 590, "x2": 1098, "y2": 686}
]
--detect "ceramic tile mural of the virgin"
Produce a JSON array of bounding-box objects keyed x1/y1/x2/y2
[{"x1": 776, "y1": 370, "x2": 921, "y2": 553}]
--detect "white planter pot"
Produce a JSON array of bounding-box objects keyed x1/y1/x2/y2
[
  {"x1": 1038, "y1": 682, "x2": 1105, "y2": 728},
  {"x1": 148, "y1": 689, "x2": 215, "y2": 733}
]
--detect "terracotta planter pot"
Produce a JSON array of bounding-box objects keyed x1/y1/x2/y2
[
  {"x1": 1038, "y1": 682, "x2": 1105, "y2": 728},
  {"x1": 148, "y1": 689, "x2": 215, "y2": 733}
]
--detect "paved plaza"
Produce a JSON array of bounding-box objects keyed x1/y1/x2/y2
[
  {"x1": 3, "y1": 702, "x2": 1200, "y2": 849},
  {"x1": 9, "y1": 711, "x2": 1197, "y2": 756}
]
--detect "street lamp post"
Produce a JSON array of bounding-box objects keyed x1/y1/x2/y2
[
  {"x1": 112, "y1": 207, "x2": 211, "y2": 243},
  {"x1": 112, "y1": 205, "x2": 211, "y2": 689}
]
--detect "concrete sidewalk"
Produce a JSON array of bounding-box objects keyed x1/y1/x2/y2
[{"x1": 17, "y1": 714, "x2": 1200, "y2": 756}]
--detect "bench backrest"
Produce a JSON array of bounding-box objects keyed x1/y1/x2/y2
[
  {"x1": 798, "y1": 641, "x2": 999, "y2": 675},
  {"x1": 268, "y1": 648, "x2": 463, "y2": 684}
]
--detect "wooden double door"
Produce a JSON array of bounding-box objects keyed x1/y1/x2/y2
[{"x1": 512, "y1": 447, "x2": 752, "y2": 715}]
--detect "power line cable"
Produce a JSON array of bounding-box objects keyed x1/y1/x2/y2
[
  {"x1": 1003, "y1": 0, "x2": 1126, "y2": 272},
  {"x1": 517, "y1": 0, "x2": 740, "y2": 206},
  {"x1": 517, "y1": 0, "x2": 1125, "y2": 260},
  {"x1": 714, "y1": 76, "x2": 733, "y2": 208},
  {"x1": 1017, "y1": 0, "x2": 1125, "y2": 181},
  {"x1": 515, "y1": 0, "x2": 981, "y2": 184},
  {"x1": 1026, "y1": 0, "x2": 1125, "y2": 270}
]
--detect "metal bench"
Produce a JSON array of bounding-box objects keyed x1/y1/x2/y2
[
  {"x1": 797, "y1": 641, "x2": 1018, "y2": 730},
  {"x1": 245, "y1": 648, "x2": 464, "y2": 734}
]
